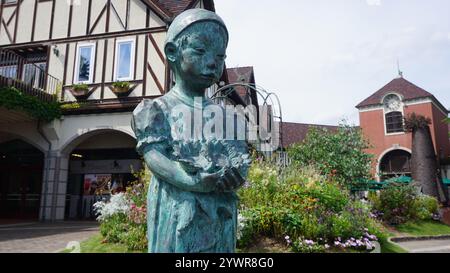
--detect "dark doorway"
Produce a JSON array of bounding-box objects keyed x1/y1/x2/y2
[
  {"x1": 0, "y1": 140, "x2": 44, "y2": 219},
  {"x1": 379, "y1": 149, "x2": 412, "y2": 180},
  {"x1": 66, "y1": 148, "x2": 141, "y2": 220}
]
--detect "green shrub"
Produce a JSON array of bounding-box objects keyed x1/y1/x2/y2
[
  {"x1": 112, "y1": 81, "x2": 130, "y2": 89},
  {"x1": 412, "y1": 195, "x2": 439, "y2": 221},
  {"x1": 72, "y1": 83, "x2": 89, "y2": 91},
  {"x1": 100, "y1": 214, "x2": 128, "y2": 243},
  {"x1": 0, "y1": 86, "x2": 61, "y2": 121},
  {"x1": 95, "y1": 164, "x2": 150, "y2": 251},
  {"x1": 287, "y1": 122, "x2": 373, "y2": 190},
  {"x1": 238, "y1": 161, "x2": 383, "y2": 252},
  {"x1": 371, "y1": 183, "x2": 439, "y2": 225},
  {"x1": 119, "y1": 223, "x2": 147, "y2": 251}
]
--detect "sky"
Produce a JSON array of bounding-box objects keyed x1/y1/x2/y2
[{"x1": 214, "y1": 0, "x2": 450, "y2": 126}]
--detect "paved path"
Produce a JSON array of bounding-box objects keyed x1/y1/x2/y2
[
  {"x1": 0, "y1": 221, "x2": 99, "y2": 253},
  {"x1": 396, "y1": 238, "x2": 450, "y2": 253}
]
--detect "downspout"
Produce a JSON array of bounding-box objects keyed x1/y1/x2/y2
[{"x1": 37, "y1": 119, "x2": 52, "y2": 222}]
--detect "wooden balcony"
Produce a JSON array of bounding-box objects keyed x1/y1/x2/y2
[
  {"x1": 0, "y1": 49, "x2": 61, "y2": 103},
  {"x1": 0, "y1": 49, "x2": 62, "y2": 124}
]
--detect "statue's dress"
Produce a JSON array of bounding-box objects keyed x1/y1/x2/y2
[{"x1": 132, "y1": 91, "x2": 250, "y2": 253}]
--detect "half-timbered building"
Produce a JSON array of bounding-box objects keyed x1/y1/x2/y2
[{"x1": 0, "y1": 0, "x2": 239, "y2": 221}]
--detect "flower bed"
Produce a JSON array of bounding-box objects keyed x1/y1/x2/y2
[
  {"x1": 94, "y1": 167, "x2": 150, "y2": 251},
  {"x1": 237, "y1": 161, "x2": 384, "y2": 253}
]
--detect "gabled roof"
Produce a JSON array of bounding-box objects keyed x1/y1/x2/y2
[
  {"x1": 226, "y1": 66, "x2": 258, "y2": 106},
  {"x1": 357, "y1": 77, "x2": 434, "y2": 108},
  {"x1": 226, "y1": 66, "x2": 255, "y2": 85},
  {"x1": 141, "y1": 0, "x2": 215, "y2": 22},
  {"x1": 281, "y1": 122, "x2": 338, "y2": 148}
]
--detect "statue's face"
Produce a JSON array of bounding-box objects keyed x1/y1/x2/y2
[{"x1": 175, "y1": 23, "x2": 227, "y2": 91}]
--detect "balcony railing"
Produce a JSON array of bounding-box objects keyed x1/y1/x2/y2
[{"x1": 0, "y1": 49, "x2": 61, "y2": 102}]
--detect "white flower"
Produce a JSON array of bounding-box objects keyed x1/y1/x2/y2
[
  {"x1": 237, "y1": 212, "x2": 247, "y2": 240},
  {"x1": 93, "y1": 193, "x2": 130, "y2": 221}
]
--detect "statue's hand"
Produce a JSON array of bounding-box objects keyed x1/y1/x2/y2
[
  {"x1": 198, "y1": 171, "x2": 221, "y2": 192},
  {"x1": 216, "y1": 167, "x2": 245, "y2": 193}
]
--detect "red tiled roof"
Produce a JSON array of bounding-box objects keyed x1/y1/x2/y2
[
  {"x1": 226, "y1": 66, "x2": 254, "y2": 85},
  {"x1": 142, "y1": 0, "x2": 215, "y2": 21},
  {"x1": 357, "y1": 77, "x2": 434, "y2": 108},
  {"x1": 281, "y1": 122, "x2": 338, "y2": 148},
  {"x1": 226, "y1": 66, "x2": 257, "y2": 105},
  {"x1": 154, "y1": 0, "x2": 195, "y2": 17}
]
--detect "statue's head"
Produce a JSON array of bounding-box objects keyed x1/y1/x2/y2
[{"x1": 165, "y1": 9, "x2": 228, "y2": 92}]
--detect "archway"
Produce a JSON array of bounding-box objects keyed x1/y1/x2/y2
[
  {"x1": 379, "y1": 149, "x2": 412, "y2": 180},
  {"x1": 64, "y1": 129, "x2": 141, "y2": 220},
  {"x1": 0, "y1": 138, "x2": 44, "y2": 219}
]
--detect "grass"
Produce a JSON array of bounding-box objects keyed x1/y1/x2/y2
[
  {"x1": 377, "y1": 220, "x2": 450, "y2": 253},
  {"x1": 379, "y1": 237, "x2": 408, "y2": 253},
  {"x1": 395, "y1": 220, "x2": 450, "y2": 237},
  {"x1": 62, "y1": 234, "x2": 143, "y2": 253}
]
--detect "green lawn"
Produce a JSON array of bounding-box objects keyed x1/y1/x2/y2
[
  {"x1": 396, "y1": 220, "x2": 450, "y2": 237},
  {"x1": 62, "y1": 234, "x2": 142, "y2": 253},
  {"x1": 379, "y1": 237, "x2": 407, "y2": 253},
  {"x1": 377, "y1": 220, "x2": 450, "y2": 253}
]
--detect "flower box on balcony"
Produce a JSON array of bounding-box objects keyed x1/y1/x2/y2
[{"x1": 111, "y1": 81, "x2": 132, "y2": 98}]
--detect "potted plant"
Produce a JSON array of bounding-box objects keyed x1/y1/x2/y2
[
  {"x1": 111, "y1": 81, "x2": 131, "y2": 97},
  {"x1": 69, "y1": 84, "x2": 91, "y2": 100}
]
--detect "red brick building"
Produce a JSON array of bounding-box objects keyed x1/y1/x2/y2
[{"x1": 356, "y1": 76, "x2": 450, "y2": 181}]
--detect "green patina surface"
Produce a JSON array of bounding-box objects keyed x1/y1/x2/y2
[{"x1": 131, "y1": 9, "x2": 251, "y2": 253}]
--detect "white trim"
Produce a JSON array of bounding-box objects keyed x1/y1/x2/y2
[
  {"x1": 405, "y1": 98, "x2": 449, "y2": 117},
  {"x1": 375, "y1": 146, "x2": 412, "y2": 181},
  {"x1": 359, "y1": 97, "x2": 449, "y2": 117},
  {"x1": 380, "y1": 92, "x2": 404, "y2": 104},
  {"x1": 114, "y1": 38, "x2": 135, "y2": 82},
  {"x1": 74, "y1": 42, "x2": 96, "y2": 84},
  {"x1": 383, "y1": 94, "x2": 405, "y2": 136}
]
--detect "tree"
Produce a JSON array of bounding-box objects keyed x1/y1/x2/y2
[
  {"x1": 404, "y1": 113, "x2": 448, "y2": 203},
  {"x1": 288, "y1": 123, "x2": 373, "y2": 190}
]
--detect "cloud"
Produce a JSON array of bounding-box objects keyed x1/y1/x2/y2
[{"x1": 366, "y1": 0, "x2": 382, "y2": 6}]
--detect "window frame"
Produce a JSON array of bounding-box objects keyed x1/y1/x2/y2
[
  {"x1": 114, "y1": 38, "x2": 135, "y2": 82},
  {"x1": 382, "y1": 93, "x2": 405, "y2": 136},
  {"x1": 3, "y1": 0, "x2": 18, "y2": 5},
  {"x1": 74, "y1": 42, "x2": 96, "y2": 84},
  {"x1": 385, "y1": 111, "x2": 404, "y2": 134}
]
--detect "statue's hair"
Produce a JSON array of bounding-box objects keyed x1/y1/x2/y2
[{"x1": 173, "y1": 21, "x2": 228, "y2": 50}]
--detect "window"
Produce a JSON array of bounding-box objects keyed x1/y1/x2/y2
[
  {"x1": 3, "y1": 0, "x2": 18, "y2": 4},
  {"x1": 0, "y1": 65, "x2": 17, "y2": 78},
  {"x1": 379, "y1": 149, "x2": 411, "y2": 180},
  {"x1": 23, "y1": 62, "x2": 46, "y2": 89},
  {"x1": 385, "y1": 111, "x2": 404, "y2": 134},
  {"x1": 114, "y1": 39, "x2": 135, "y2": 81},
  {"x1": 75, "y1": 43, "x2": 96, "y2": 84}
]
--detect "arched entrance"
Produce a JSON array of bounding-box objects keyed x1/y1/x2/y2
[
  {"x1": 0, "y1": 139, "x2": 44, "y2": 219},
  {"x1": 64, "y1": 130, "x2": 141, "y2": 220},
  {"x1": 379, "y1": 149, "x2": 412, "y2": 180}
]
